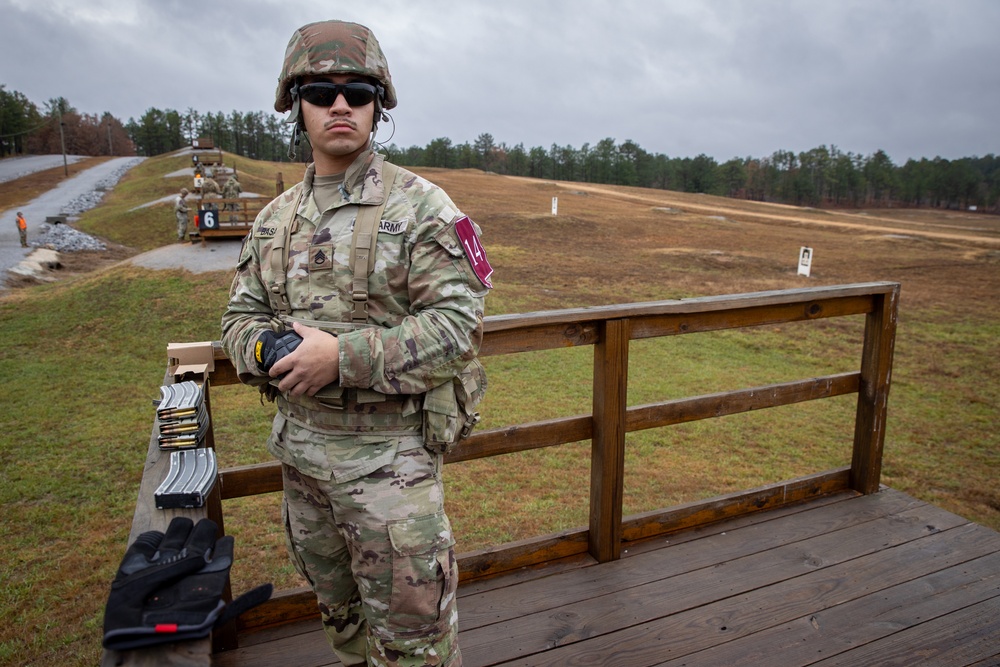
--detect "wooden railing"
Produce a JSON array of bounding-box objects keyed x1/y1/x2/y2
[
  {"x1": 104, "y1": 281, "x2": 898, "y2": 664},
  {"x1": 188, "y1": 197, "x2": 266, "y2": 241}
]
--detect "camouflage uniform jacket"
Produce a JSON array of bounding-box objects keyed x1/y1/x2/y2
[{"x1": 221, "y1": 150, "x2": 488, "y2": 475}]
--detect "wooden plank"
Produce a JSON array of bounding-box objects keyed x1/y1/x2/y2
[
  {"x1": 851, "y1": 286, "x2": 899, "y2": 493},
  {"x1": 459, "y1": 489, "x2": 929, "y2": 633},
  {"x1": 589, "y1": 318, "x2": 629, "y2": 562},
  {"x1": 460, "y1": 498, "x2": 968, "y2": 666},
  {"x1": 494, "y1": 521, "x2": 998, "y2": 667},
  {"x1": 219, "y1": 461, "x2": 282, "y2": 499},
  {"x1": 446, "y1": 415, "x2": 591, "y2": 463},
  {"x1": 621, "y1": 468, "x2": 852, "y2": 542},
  {"x1": 458, "y1": 491, "x2": 859, "y2": 600},
  {"x1": 628, "y1": 294, "x2": 874, "y2": 341},
  {"x1": 626, "y1": 373, "x2": 859, "y2": 432},
  {"x1": 479, "y1": 322, "x2": 599, "y2": 356},
  {"x1": 212, "y1": 625, "x2": 338, "y2": 667},
  {"x1": 235, "y1": 586, "x2": 317, "y2": 631},
  {"x1": 483, "y1": 283, "x2": 896, "y2": 333},
  {"x1": 810, "y1": 598, "x2": 1000, "y2": 667},
  {"x1": 618, "y1": 489, "x2": 857, "y2": 559},
  {"x1": 658, "y1": 550, "x2": 1000, "y2": 667}
]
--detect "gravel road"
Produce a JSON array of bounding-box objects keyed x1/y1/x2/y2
[{"x1": 1, "y1": 156, "x2": 145, "y2": 285}]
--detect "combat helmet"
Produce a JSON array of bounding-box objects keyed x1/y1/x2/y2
[{"x1": 275, "y1": 20, "x2": 397, "y2": 115}]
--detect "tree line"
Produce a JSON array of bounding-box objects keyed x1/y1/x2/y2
[
  {"x1": 3, "y1": 84, "x2": 997, "y2": 212},
  {"x1": 386, "y1": 135, "x2": 1000, "y2": 212},
  {"x1": 1, "y1": 86, "x2": 133, "y2": 158}
]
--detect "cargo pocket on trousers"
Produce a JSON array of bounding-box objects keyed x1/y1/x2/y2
[
  {"x1": 387, "y1": 511, "x2": 456, "y2": 630},
  {"x1": 282, "y1": 496, "x2": 316, "y2": 589}
]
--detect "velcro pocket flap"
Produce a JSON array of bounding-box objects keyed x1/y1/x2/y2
[{"x1": 388, "y1": 512, "x2": 454, "y2": 557}]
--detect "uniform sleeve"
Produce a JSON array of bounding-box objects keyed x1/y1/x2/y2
[
  {"x1": 220, "y1": 227, "x2": 277, "y2": 385},
  {"x1": 337, "y1": 198, "x2": 489, "y2": 395}
]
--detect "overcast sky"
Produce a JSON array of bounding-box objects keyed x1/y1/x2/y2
[{"x1": 3, "y1": 0, "x2": 998, "y2": 164}]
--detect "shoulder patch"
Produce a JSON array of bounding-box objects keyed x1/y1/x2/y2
[{"x1": 455, "y1": 216, "x2": 493, "y2": 289}]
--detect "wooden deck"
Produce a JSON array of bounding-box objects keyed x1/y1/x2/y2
[{"x1": 215, "y1": 487, "x2": 1000, "y2": 667}]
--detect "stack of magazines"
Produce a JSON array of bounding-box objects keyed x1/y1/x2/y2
[{"x1": 154, "y1": 380, "x2": 210, "y2": 450}]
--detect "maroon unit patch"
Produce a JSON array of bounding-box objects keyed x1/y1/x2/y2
[{"x1": 455, "y1": 216, "x2": 493, "y2": 288}]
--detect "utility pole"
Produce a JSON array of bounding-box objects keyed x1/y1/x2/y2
[
  {"x1": 107, "y1": 119, "x2": 113, "y2": 155},
  {"x1": 57, "y1": 105, "x2": 68, "y2": 176}
]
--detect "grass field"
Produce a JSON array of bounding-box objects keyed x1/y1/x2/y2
[{"x1": 1, "y1": 150, "x2": 998, "y2": 666}]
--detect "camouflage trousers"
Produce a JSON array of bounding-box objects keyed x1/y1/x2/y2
[
  {"x1": 175, "y1": 211, "x2": 187, "y2": 239},
  {"x1": 281, "y1": 446, "x2": 462, "y2": 667}
]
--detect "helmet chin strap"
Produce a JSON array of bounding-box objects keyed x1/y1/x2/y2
[
  {"x1": 285, "y1": 82, "x2": 303, "y2": 160},
  {"x1": 372, "y1": 112, "x2": 395, "y2": 151}
]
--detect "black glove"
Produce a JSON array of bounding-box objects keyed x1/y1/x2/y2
[
  {"x1": 103, "y1": 517, "x2": 272, "y2": 651},
  {"x1": 254, "y1": 330, "x2": 303, "y2": 373}
]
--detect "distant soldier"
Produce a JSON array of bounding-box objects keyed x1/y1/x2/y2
[
  {"x1": 222, "y1": 175, "x2": 242, "y2": 221},
  {"x1": 15, "y1": 211, "x2": 28, "y2": 248},
  {"x1": 174, "y1": 188, "x2": 190, "y2": 241},
  {"x1": 201, "y1": 177, "x2": 221, "y2": 196}
]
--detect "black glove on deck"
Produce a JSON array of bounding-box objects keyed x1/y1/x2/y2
[
  {"x1": 254, "y1": 330, "x2": 303, "y2": 373},
  {"x1": 103, "y1": 517, "x2": 272, "y2": 652}
]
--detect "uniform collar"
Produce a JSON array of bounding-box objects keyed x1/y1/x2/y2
[{"x1": 302, "y1": 150, "x2": 388, "y2": 207}]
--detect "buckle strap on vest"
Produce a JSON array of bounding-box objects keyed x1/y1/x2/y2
[
  {"x1": 268, "y1": 187, "x2": 305, "y2": 316},
  {"x1": 350, "y1": 162, "x2": 399, "y2": 324}
]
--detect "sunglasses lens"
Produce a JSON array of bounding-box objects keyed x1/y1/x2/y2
[
  {"x1": 343, "y1": 85, "x2": 376, "y2": 106},
  {"x1": 300, "y1": 83, "x2": 376, "y2": 107}
]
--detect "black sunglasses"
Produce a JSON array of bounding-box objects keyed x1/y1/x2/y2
[{"x1": 297, "y1": 82, "x2": 379, "y2": 108}]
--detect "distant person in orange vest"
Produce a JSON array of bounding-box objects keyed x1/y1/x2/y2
[{"x1": 15, "y1": 212, "x2": 28, "y2": 248}]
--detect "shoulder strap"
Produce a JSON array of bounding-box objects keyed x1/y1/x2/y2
[
  {"x1": 267, "y1": 187, "x2": 305, "y2": 317},
  {"x1": 350, "y1": 162, "x2": 399, "y2": 324}
]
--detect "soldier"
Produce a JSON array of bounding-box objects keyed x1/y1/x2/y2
[
  {"x1": 222, "y1": 175, "x2": 242, "y2": 221},
  {"x1": 221, "y1": 20, "x2": 492, "y2": 667},
  {"x1": 174, "y1": 188, "x2": 190, "y2": 242},
  {"x1": 201, "y1": 176, "x2": 221, "y2": 197}
]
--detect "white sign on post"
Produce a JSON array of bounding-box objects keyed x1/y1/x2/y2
[
  {"x1": 797, "y1": 246, "x2": 813, "y2": 277},
  {"x1": 551, "y1": 197, "x2": 558, "y2": 215}
]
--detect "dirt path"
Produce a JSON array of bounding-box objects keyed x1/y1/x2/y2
[{"x1": 511, "y1": 177, "x2": 1000, "y2": 246}]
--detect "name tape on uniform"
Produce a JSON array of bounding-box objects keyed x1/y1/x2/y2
[{"x1": 455, "y1": 216, "x2": 493, "y2": 289}]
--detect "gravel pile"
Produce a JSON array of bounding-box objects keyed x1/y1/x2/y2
[
  {"x1": 31, "y1": 222, "x2": 107, "y2": 251},
  {"x1": 31, "y1": 157, "x2": 144, "y2": 252},
  {"x1": 61, "y1": 158, "x2": 144, "y2": 216}
]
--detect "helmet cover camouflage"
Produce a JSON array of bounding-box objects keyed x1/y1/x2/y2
[{"x1": 275, "y1": 20, "x2": 397, "y2": 113}]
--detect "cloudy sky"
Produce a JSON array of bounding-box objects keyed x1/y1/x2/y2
[{"x1": 3, "y1": 0, "x2": 998, "y2": 163}]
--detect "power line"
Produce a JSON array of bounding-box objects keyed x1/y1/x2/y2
[{"x1": 0, "y1": 115, "x2": 55, "y2": 139}]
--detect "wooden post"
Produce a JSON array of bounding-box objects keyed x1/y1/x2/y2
[
  {"x1": 850, "y1": 285, "x2": 899, "y2": 494},
  {"x1": 589, "y1": 318, "x2": 629, "y2": 562},
  {"x1": 275, "y1": 172, "x2": 284, "y2": 196},
  {"x1": 200, "y1": 380, "x2": 238, "y2": 651}
]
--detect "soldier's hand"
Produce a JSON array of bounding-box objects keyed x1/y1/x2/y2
[{"x1": 271, "y1": 321, "x2": 340, "y2": 397}]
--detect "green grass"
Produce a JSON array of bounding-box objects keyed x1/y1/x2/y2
[{"x1": 1, "y1": 153, "x2": 998, "y2": 666}]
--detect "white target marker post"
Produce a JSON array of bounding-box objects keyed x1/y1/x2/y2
[
  {"x1": 551, "y1": 197, "x2": 558, "y2": 215},
  {"x1": 797, "y1": 246, "x2": 813, "y2": 277}
]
